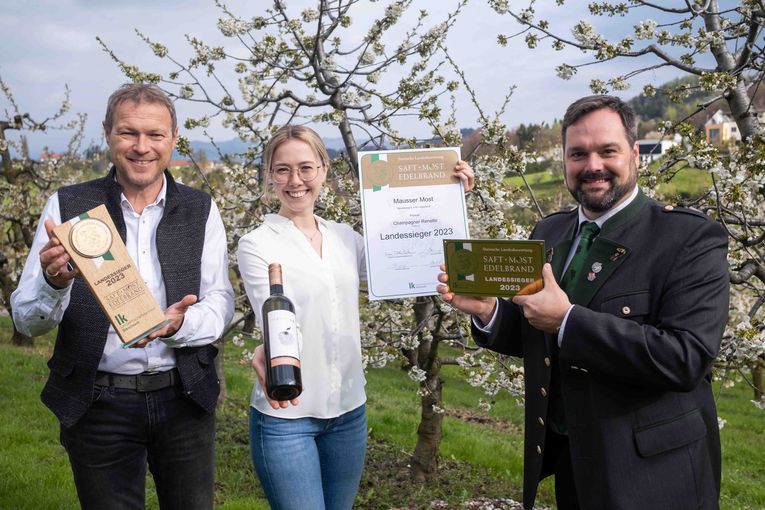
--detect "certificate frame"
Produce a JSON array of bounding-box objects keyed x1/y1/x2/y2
[{"x1": 358, "y1": 147, "x2": 469, "y2": 300}]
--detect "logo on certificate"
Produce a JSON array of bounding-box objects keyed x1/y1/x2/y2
[{"x1": 362, "y1": 153, "x2": 391, "y2": 191}]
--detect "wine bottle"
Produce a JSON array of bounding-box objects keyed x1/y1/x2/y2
[{"x1": 262, "y1": 263, "x2": 302, "y2": 401}]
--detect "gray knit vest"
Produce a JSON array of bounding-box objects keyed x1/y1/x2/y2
[{"x1": 41, "y1": 168, "x2": 220, "y2": 427}]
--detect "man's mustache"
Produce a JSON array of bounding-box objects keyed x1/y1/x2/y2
[{"x1": 577, "y1": 171, "x2": 614, "y2": 183}]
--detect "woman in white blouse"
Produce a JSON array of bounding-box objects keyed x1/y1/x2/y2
[{"x1": 237, "y1": 125, "x2": 473, "y2": 509}]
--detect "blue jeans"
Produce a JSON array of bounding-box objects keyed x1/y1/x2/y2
[
  {"x1": 249, "y1": 404, "x2": 367, "y2": 510},
  {"x1": 60, "y1": 383, "x2": 216, "y2": 510}
]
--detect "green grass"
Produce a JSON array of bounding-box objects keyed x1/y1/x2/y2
[
  {"x1": 717, "y1": 380, "x2": 765, "y2": 510},
  {"x1": 0, "y1": 342, "x2": 81, "y2": 509},
  {"x1": 1, "y1": 317, "x2": 763, "y2": 508},
  {"x1": 652, "y1": 166, "x2": 713, "y2": 201},
  {"x1": 508, "y1": 170, "x2": 564, "y2": 191}
]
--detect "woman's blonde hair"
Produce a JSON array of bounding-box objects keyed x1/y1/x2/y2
[{"x1": 263, "y1": 125, "x2": 330, "y2": 186}]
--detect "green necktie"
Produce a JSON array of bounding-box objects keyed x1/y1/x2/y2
[
  {"x1": 549, "y1": 221, "x2": 600, "y2": 435},
  {"x1": 562, "y1": 221, "x2": 600, "y2": 295}
]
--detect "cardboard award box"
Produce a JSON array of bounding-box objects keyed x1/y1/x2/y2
[{"x1": 53, "y1": 204, "x2": 168, "y2": 348}]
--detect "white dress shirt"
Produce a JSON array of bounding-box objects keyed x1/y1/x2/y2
[
  {"x1": 475, "y1": 186, "x2": 640, "y2": 345},
  {"x1": 237, "y1": 214, "x2": 367, "y2": 419},
  {"x1": 11, "y1": 175, "x2": 235, "y2": 374}
]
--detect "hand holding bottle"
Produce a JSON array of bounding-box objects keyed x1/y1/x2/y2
[{"x1": 252, "y1": 344, "x2": 300, "y2": 409}]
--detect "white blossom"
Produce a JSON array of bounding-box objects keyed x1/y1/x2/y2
[
  {"x1": 408, "y1": 366, "x2": 427, "y2": 382},
  {"x1": 555, "y1": 63, "x2": 576, "y2": 80},
  {"x1": 179, "y1": 85, "x2": 194, "y2": 99},
  {"x1": 231, "y1": 334, "x2": 245, "y2": 347},
  {"x1": 217, "y1": 17, "x2": 254, "y2": 37},
  {"x1": 488, "y1": 0, "x2": 509, "y2": 14},
  {"x1": 634, "y1": 20, "x2": 657, "y2": 40}
]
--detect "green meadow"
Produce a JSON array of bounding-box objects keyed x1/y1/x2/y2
[{"x1": 1, "y1": 315, "x2": 763, "y2": 509}]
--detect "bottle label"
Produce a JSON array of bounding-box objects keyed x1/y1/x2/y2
[{"x1": 267, "y1": 309, "x2": 300, "y2": 360}]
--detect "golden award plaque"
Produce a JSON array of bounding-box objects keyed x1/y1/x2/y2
[
  {"x1": 53, "y1": 204, "x2": 168, "y2": 348},
  {"x1": 443, "y1": 239, "x2": 546, "y2": 297}
]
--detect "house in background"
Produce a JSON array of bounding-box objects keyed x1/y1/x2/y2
[
  {"x1": 168, "y1": 159, "x2": 216, "y2": 173},
  {"x1": 637, "y1": 132, "x2": 681, "y2": 163},
  {"x1": 704, "y1": 109, "x2": 741, "y2": 145},
  {"x1": 39, "y1": 152, "x2": 63, "y2": 161},
  {"x1": 690, "y1": 82, "x2": 764, "y2": 145}
]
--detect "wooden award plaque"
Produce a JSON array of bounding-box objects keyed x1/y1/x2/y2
[{"x1": 52, "y1": 204, "x2": 168, "y2": 348}]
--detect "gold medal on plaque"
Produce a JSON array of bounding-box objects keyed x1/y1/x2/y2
[{"x1": 70, "y1": 218, "x2": 113, "y2": 258}]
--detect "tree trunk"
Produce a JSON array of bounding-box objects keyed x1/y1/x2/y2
[
  {"x1": 337, "y1": 112, "x2": 359, "y2": 177},
  {"x1": 411, "y1": 366, "x2": 443, "y2": 481},
  {"x1": 243, "y1": 310, "x2": 256, "y2": 334},
  {"x1": 753, "y1": 360, "x2": 764, "y2": 401},
  {"x1": 1, "y1": 120, "x2": 14, "y2": 176},
  {"x1": 724, "y1": 80, "x2": 760, "y2": 140},
  {"x1": 11, "y1": 327, "x2": 33, "y2": 346},
  {"x1": 410, "y1": 297, "x2": 443, "y2": 481},
  {"x1": 704, "y1": 2, "x2": 760, "y2": 139},
  {"x1": 215, "y1": 337, "x2": 227, "y2": 405}
]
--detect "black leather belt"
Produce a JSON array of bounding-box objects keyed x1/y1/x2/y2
[{"x1": 94, "y1": 368, "x2": 179, "y2": 392}]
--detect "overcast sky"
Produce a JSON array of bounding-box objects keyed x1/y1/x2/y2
[{"x1": 2, "y1": 0, "x2": 685, "y2": 156}]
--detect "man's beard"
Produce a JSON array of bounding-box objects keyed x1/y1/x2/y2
[{"x1": 568, "y1": 162, "x2": 637, "y2": 213}]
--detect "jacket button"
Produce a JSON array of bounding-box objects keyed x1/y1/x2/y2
[
  {"x1": 536, "y1": 445, "x2": 542, "y2": 454},
  {"x1": 540, "y1": 387, "x2": 547, "y2": 397},
  {"x1": 544, "y1": 357, "x2": 551, "y2": 367},
  {"x1": 622, "y1": 306, "x2": 631, "y2": 315},
  {"x1": 538, "y1": 417, "x2": 545, "y2": 426}
]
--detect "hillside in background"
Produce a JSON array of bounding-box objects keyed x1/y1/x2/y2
[
  {"x1": 463, "y1": 75, "x2": 764, "y2": 157},
  {"x1": 629, "y1": 76, "x2": 764, "y2": 134},
  {"x1": 175, "y1": 135, "x2": 350, "y2": 161},
  {"x1": 627, "y1": 76, "x2": 709, "y2": 121}
]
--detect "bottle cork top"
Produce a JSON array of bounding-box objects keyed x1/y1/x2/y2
[{"x1": 268, "y1": 263, "x2": 283, "y2": 286}]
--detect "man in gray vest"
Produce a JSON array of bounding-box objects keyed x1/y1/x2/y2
[
  {"x1": 11, "y1": 83, "x2": 234, "y2": 509},
  {"x1": 438, "y1": 95, "x2": 728, "y2": 509}
]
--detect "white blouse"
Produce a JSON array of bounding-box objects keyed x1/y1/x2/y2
[{"x1": 236, "y1": 214, "x2": 367, "y2": 419}]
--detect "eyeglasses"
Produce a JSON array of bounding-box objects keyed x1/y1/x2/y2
[{"x1": 270, "y1": 163, "x2": 322, "y2": 184}]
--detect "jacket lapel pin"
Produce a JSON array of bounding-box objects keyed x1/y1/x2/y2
[{"x1": 609, "y1": 247, "x2": 626, "y2": 261}]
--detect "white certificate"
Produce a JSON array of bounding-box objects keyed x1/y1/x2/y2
[{"x1": 358, "y1": 147, "x2": 470, "y2": 300}]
